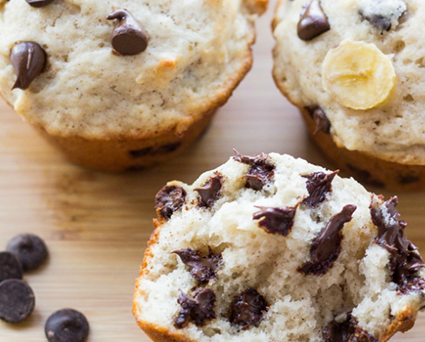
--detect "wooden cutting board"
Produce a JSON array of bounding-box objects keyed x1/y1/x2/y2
[{"x1": 1, "y1": 2, "x2": 424, "y2": 341}]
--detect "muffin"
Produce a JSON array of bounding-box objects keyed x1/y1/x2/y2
[
  {"x1": 133, "y1": 151, "x2": 425, "y2": 342},
  {"x1": 272, "y1": 0, "x2": 425, "y2": 190},
  {"x1": 0, "y1": 0, "x2": 267, "y2": 171}
]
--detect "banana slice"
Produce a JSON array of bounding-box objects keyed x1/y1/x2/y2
[{"x1": 322, "y1": 40, "x2": 396, "y2": 110}]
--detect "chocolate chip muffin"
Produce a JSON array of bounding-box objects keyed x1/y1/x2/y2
[
  {"x1": 133, "y1": 151, "x2": 425, "y2": 342},
  {"x1": 273, "y1": 0, "x2": 425, "y2": 190},
  {"x1": 0, "y1": 0, "x2": 267, "y2": 171}
]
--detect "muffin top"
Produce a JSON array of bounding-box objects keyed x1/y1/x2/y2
[
  {"x1": 273, "y1": 0, "x2": 425, "y2": 165},
  {"x1": 0, "y1": 0, "x2": 266, "y2": 139}
]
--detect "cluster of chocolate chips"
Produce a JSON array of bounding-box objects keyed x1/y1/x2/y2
[
  {"x1": 173, "y1": 246, "x2": 268, "y2": 330},
  {"x1": 10, "y1": 2, "x2": 149, "y2": 90},
  {"x1": 0, "y1": 233, "x2": 89, "y2": 342}
]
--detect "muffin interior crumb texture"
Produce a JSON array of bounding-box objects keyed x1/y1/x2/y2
[{"x1": 134, "y1": 153, "x2": 425, "y2": 342}]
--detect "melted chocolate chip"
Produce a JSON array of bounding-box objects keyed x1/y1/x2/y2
[
  {"x1": 0, "y1": 279, "x2": 35, "y2": 323},
  {"x1": 299, "y1": 205, "x2": 356, "y2": 275},
  {"x1": 360, "y1": 13, "x2": 392, "y2": 32},
  {"x1": 306, "y1": 105, "x2": 331, "y2": 135},
  {"x1": 195, "y1": 173, "x2": 223, "y2": 208},
  {"x1": 11, "y1": 42, "x2": 47, "y2": 90},
  {"x1": 233, "y1": 151, "x2": 274, "y2": 190},
  {"x1": 7, "y1": 234, "x2": 48, "y2": 272},
  {"x1": 297, "y1": 1, "x2": 330, "y2": 41},
  {"x1": 174, "y1": 289, "x2": 216, "y2": 329},
  {"x1": 107, "y1": 9, "x2": 149, "y2": 56},
  {"x1": 0, "y1": 252, "x2": 23, "y2": 283},
  {"x1": 155, "y1": 185, "x2": 186, "y2": 220},
  {"x1": 26, "y1": 0, "x2": 54, "y2": 7},
  {"x1": 253, "y1": 205, "x2": 298, "y2": 236},
  {"x1": 172, "y1": 247, "x2": 222, "y2": 284},
  {"x1": 303, "y1": 171, "x2": 338, "y2": 207},
  {"x1": 370, "y1": 196, "x2": 425, "y2": 293},
  {"x1": 323, "y1": 315, "x2": 378, "y2": 342},
  {"x1": 129, "y1": 142, "x2": 181, "y2": 158},
  {"x1": 45, "y1": 309, "x2": 90, "y2": 342},
  {"x1": 229, "y1": 288, "x2": 268, "y2": 330}
]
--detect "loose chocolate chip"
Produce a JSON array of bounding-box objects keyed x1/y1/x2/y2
[
  {"x1": 0, "y1": 279, "x2": 35, "y2": 323},
  {"x1": 0, "y1": 252, "x2": 23, "y2": 283},
  {"x1": 174, "y1": 289, "x2": 216, "y2": 329},
  {"x1": 129, "y1": 142, "x2": 181, "y2": 158},
  {"x1": 233, "y1": 150, "x2": 275, "y2": 190},
  {"x1": 306, "y1": 105, "x2": 331, "y2": 135},
  {"x1": 323, "y1": 315, "x2": 378, "y2": 342},
  {"x1": 302, "y1": 171, "x2": 338, "y2": 207},
  {"x1": 195, "y1": 173, "x2": 223, "y2": 208},
  {"x1": 370, "y1": 195, "x2": 425, "y2": 293},
  {"x1": 299, "y1": 205, "x2": 356, "y2": 276},
  {"x1": 297, "y1": 1, "x2": 330, "y2": 41},
  {"x1": 155, "y1": 185, "x2": 186, "y2": 220},
  {"x1": 45, "y1": 309, "x2": 89, "y2": 342},
  {"x1": 11, "y1": 41, "x2": 47, "y2": 90},
  {"x1": 172, "y1": 247, "x2": 222, "y2": 284},
  {"x1": 26, "y1": 0, "x2": 54, "y2": 7},
  {"x1": 229, "y1": 288, "x2": 268, "y2": 330},
  {"x1": 6, "y1": 233, "x2": 48, "y2": 272},
  {"x1": 253, "y1": 205, "x2": 298, "y2": 236},
  {"x1": 107, "y1": 9, "x2": 149, "y2": 56}
]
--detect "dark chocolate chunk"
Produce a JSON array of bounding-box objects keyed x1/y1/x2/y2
[
  {"x1": 45, "y1": 309, "x2": 90, "y2": 342},
  {"x1": 370, "y1": 196, "x2": 425, "y2": 293},
  {"x1": 0, "y1": 279, "x2": 35, "y2": 323},
  {"x1": 302, "y1": 171, "x2": 338, "y2": 207},
  {"x1": 172, "y1": 247, "x2": 222, "y2": 284},
  {"x1": 306, "y1": 105, "x2": 331, "y2": 135},
  {"x1": 323, "y1": 315, "x2": 378, "y2": 342},
  {"x1": 253, "y1": 205, "x2": 298, "y2": 236},
  {"x1": 107, "y1": 9, "x2": 149, "y2": 56},
  {"x1": 26, "y1": 0, "x2": 54, "y2": 7},
  {"x1": 7, "y1": 233, "x2": 48, "y2": 272},
  {"x1": 233, "y1": 150, "x2": 275, "y2": 190},
  {"x1": 229, "y1": 288, "x2": 268, "y2": 330},
  {"x1": 297, "y1": 1, "x2": 330, "y2": 41},
  {"x1": 360, "y1": 13, "x2": 392, "y2": 32},
  {"x1": 155, "y1": 185, "x2": 186, "y2": 220},
  {"x1": 11, "y1": 42, "x2": 47, "y2": 90},
  {"x1": 174, "y1": 289, "x2": 216, "y2": 329},
  {"x1": 0, "y1": 252, "x2": 23, "y2": 283},
  {"x1": 129, "y1": 143, "x2": 181, "y2": 158},
  {"x1": 299, "y1": 205, "x2": 357, "y2": 275},
  {"x1": 195, "y1": 173, "x2": 223, "y2": 208}
]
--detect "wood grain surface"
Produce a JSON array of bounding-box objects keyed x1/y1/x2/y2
[{"x1": 1, "y1": 2, "x2": 424, "y2": 341}]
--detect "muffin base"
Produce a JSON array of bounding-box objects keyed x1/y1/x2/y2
[
  {"x1": 36, "y1": 109, "x2": 216, "y2": 172},
  {"x1": 301, "y1": 109, "x2": 425, "y2": 191}
]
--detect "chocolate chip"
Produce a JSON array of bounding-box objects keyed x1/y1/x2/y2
[
  {"x1": 299, "y1": 205, "x2": 356, "y2": 276},
  {"x1": 0, "y1": 279, "x2": 35, "y2": 323},
  {"x1": 155, "y1": 185, "x2": 186, "y2": 220},
  {"x1": 174, "y1": 289, "x2": 216, "y2": 329},
  {"x1": 233, "y1": 150, "x2": 274, "y2": 190},
  {"x1": 172, "y1": 247, "x2": 222, "y2": 284},
  {"x1": 361, "y1": 13, "x2": 392, "y2": 32},
  {"x1": 0, "y1": 252, "x2": 23, "y2": 283},
  {"x1": 229, "y1": 288, "x2": 268, "y2": 330},
  {"x1": 396, "y1": 173, "x2": 420, "y2": 185},
  {"x1": 6, "y1": 234, "x2": 48, "y2": 272},
  {"x1": 26, "y1": 0, "x2": 54, "y2": 7},
  {"x1": 195, "y1": 173, "x2": 223, "y2": 208},
  {"x1": 302, "y1": 171, "x2": 338, "y2": 207},
  {"x1": 297, "y1": 1, "x2": 330, "y2": 41},
  {"x1": 11, "y1": 41, "x2": 47, "y2": 90},
  {"x1": 253, "y1": 205, "x2": 298, "y2": 236},
  {"x1": 346, "y1": 164, "x2": 385, "y2": 188},
  {"x1": 306, "y1": 105, "x2": 331, "y2": 135},
  {"x1": 370, "y1": 196, "x2": 425, "y2": 293},
  {"x1": 129, "y1": 143, "x2": 181, "y2": 158},
  {"x1": 359, "y1": 2, "x2": 406, "y2": 34},
  {"x1": 45, "y1": 309, "x2": 89, "y2": 342},
  {"x1": 106, "y1": 9, "x2": 149, "y2": 56},
  {"x1": 323, "y1": 315, "x2": 378, "y2": 342}
]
